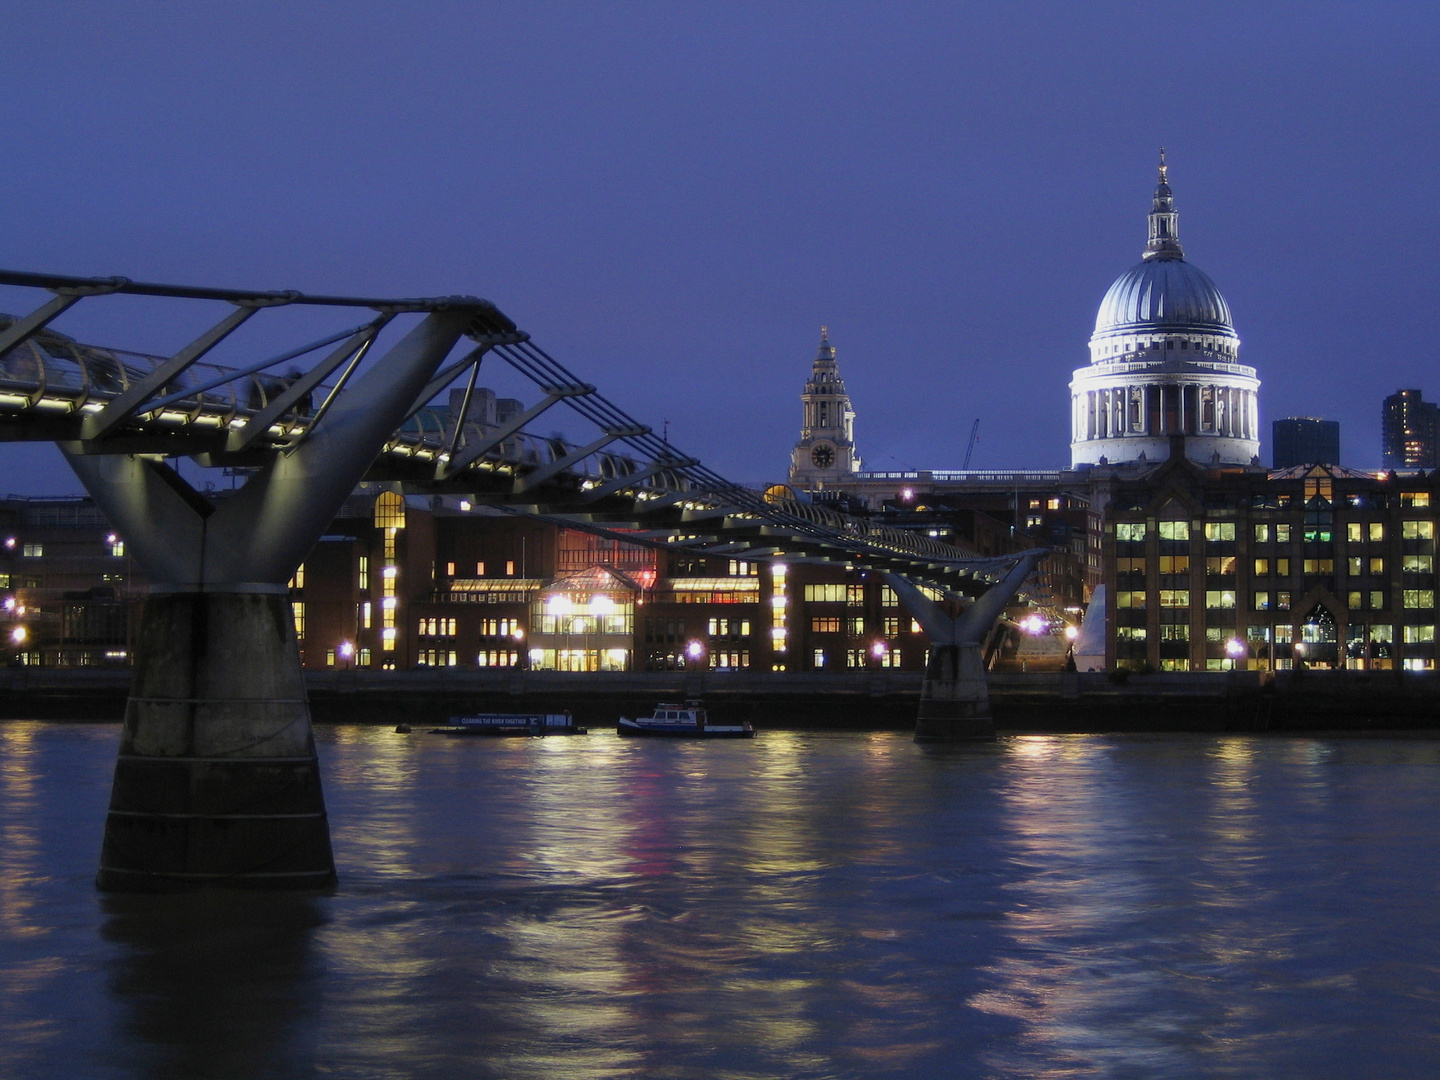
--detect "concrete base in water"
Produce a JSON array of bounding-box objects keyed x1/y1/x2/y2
[
  {"x1": 914, "y1": 643, "x2": 995, "y2": 740},
  {"x1": 97, "y1": 592, "x2": 335, "y2": 892}
]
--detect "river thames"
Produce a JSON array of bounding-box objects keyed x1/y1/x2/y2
[{"x1": 2, "y1": 722, "x2": 1439, "y2": 1079}]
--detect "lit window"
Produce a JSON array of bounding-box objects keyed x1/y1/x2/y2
[
  {"x1": 1402, "y1": 521, "x2": 1436, "y2": 540},
  {"x1": 1403, "y1": 590, "x2": 1434, "y2": 609},
  {"x1": 21, "y1": 544, "x2": 42, "y2": 558},
  {"x1": 110, "y1": 540, "x2": 125, "y2": 557},
  {"x1": 1158, "y1": 521, "x2": 1189, "y2": 541},
  {"x1": 374, "y1": 491, "x2": 406, "y2": 529}
]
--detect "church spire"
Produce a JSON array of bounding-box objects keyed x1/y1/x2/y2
[{"x1": 1143, "y1": 147, "x2": 1185, "y2": 261}]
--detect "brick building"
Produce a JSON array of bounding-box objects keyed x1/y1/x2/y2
[{"x1": 1095, "y1": 458, "x2": 1440, "y2": 672}]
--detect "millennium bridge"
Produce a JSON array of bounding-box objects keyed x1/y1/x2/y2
[{"x1": 0, "y1": 269, "x2": 1043, "y2": 891}]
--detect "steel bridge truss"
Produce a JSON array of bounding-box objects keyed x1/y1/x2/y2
[{"x1": 0, "y1": 268, "x2": 1032, "y2": 600}]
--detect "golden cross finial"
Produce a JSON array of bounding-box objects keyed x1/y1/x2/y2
[{"x1": 1158, "y1": 147, "x2": 1168, "y2": 182}]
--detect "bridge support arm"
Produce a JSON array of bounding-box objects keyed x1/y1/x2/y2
[
  {"x1": 65, "y1": 306, "x2": 481, "y2": 892},
  {"x1": 513, "y1": 426, "x2": 646, "y2": 494},
  {"x1": 441, "y1": 383, "x2": 593, "y2": 478},
  {"x1": 884, "y1": 548, "x2": 1046, "y2": 741},
  {"x1": 82, "y1": 304, "x2": 261, "y2": 441}
]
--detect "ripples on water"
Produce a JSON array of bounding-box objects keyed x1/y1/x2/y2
[{"x1": 2, "y1": 723, "x2": 1440, "y2": 1078}]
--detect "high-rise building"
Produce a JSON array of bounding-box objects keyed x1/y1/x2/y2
[
  {"x1": 1070, "y1": 152, "x2": 1261, "y2": 468},
  {"x1": 1272, "y1": 417, "x2": 1340, "y2": 468},
  {"x1": 789, "y1": 327, "x2": 862, "y2": 487},
  {"x1": 1381, "y1": 389, "x2": 1439, "y2": 469}
]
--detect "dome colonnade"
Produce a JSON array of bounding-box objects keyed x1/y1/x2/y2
[{"x1": 1070, "y1": 152, "x2": 1260, "y2": 467}]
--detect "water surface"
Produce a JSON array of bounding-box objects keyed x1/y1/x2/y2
[{"x1": 2, "y1": 723, "x2": 1439, "y2": 1078}]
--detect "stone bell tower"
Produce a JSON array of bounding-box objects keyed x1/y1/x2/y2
[{"x1": 789, "y1": 327, "x2": 860, "y2": 488}]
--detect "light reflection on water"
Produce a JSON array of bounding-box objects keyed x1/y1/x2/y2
[{"x1": 2, "y1": 724, "x2": 1440, "y2": 1078}]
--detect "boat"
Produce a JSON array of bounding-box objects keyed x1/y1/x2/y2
[
  {"x1": 616, "y1": 701, "x2": 755, "y2": 738},
  {"x1": 429, "y1": 712, "x2": 587, "y2": 736}
]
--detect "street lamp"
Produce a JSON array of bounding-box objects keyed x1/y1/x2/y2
[
  {"x1": 338, "y1": 640, "x2": 354, "y2": 669},
  {"x1": 686, "y1": 638, "x2": 705, "y2": 670},
  {"x1": 1225, "y1": 638, "x2": 1247, "y2": 669}
]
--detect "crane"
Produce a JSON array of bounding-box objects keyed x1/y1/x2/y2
[{"x1": 962, "y1": 418, "x2": 980, "y2": 470}]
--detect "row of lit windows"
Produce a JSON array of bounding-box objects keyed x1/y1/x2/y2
[
  {"x1": 1119, "y1": 520, "x2": 1437, "y2": 544},
  {"x1": 808, "y1": 615, "x2": 918, "y2": 635},
  {"x1": 811, "y1": 648, "x2": 903, "y2": 669},
  {"x1": 534, "y1": 614, "x2": 631, "y2": 635},
  {"x1": 708, "y1": 618, "x2": 752, "y2": 637},
  {"x1": 1118, "y1": 555, "x2": 1436, "y2": 577},
  {"x1": 1120, "y1": 587, "x2": 1435, "y2": 612},
  {"x1": 477, "y1": 650, "x2": 520, "y2": 667},
  {"x1": 1120, "y1": 624, "x2": 1433, "y2": 645},
  {"x1": 442, "y1": 561, "x2": 519, "y2": 577},
  {"x1": 417, "y1": 618, "x2": 458, "y2": 636},
  {"x1": 480, "y1": 618, "x2": 521, "y2": 637}
]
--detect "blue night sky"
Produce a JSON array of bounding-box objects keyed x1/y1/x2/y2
[{"x1": 3, "y1": 1, "x2": 1439, "y2": 493}]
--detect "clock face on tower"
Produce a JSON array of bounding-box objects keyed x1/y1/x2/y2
[{"x1": 810, "y1": 443, "x2": 835, "y2": 468}]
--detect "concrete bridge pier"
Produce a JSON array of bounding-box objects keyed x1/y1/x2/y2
[
  {"x1": 914, "y1": 641, "x2": 995, "y2": 739},
  {"x1": 886, "y1": 550, "x2": 1045, "y2": 741},
  {"x1": 101, "y1": 589, "x2": 330, "y2": 890},
  {"x1": 62, "y1": 307, "x2": 489, "y2": 891}
]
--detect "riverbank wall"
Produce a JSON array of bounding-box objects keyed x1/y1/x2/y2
[{"x1": 3, "y1": 668, "x2": 1440, "y2": 732}]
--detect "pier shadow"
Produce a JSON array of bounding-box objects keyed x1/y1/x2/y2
[{"x1": 100, "y1": 891, "x2": 327, "y2": 1079}]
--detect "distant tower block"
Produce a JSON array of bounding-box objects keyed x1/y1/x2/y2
[
  {"x1": 1381, "y1": 389, "x2": 1439, "y2": 469},
  {"x1": 790, "y1": 327, "x2": 861, "y2": 488},
  {"x1": 1273, "y1": 417, "x2": 1340, "y2": 468},
  {"x1": 1071, "y1": 151, "x2": 1261, "y2": 468}
]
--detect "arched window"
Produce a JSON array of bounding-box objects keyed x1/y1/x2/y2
[{"x1": 374, "y1": 490, "x2": 406, "y2": 530}]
